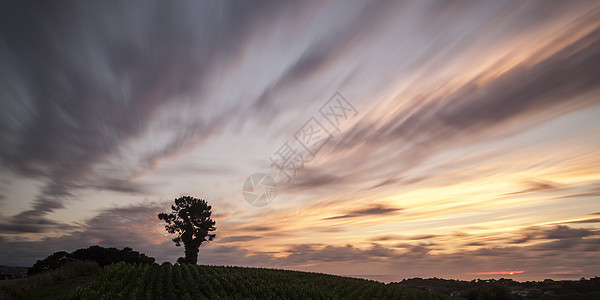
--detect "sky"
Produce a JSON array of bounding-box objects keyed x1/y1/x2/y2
[{"x1": 1, "y1": 0, "x2": 599, "y2": 282}]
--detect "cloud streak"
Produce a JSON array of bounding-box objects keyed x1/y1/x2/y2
[
  {"x1": 308, "y1": 11, "x2": 600, "y2": 189},
  {"x1": 322, "y1": 204, "x2": 403, "y2": 220},
  {"x1": 0, "y1": 0, "x2": 287, "y2": 230},
  {"x1": 0, "y1": 0, "x2": 599, "y2": 281}
]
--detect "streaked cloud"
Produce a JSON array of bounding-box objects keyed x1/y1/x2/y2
[
  {"x1": 1, "y1": 0, "x2": 599, "y2": 281},
  {"x1": 322, "y1": 204, "x2": 403, "y2": 220}
]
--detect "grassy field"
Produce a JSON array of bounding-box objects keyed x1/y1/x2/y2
[
  {"x1": 66, "y1": 262, "x2": 449, "y2": 299},
  {"x1": 0, "y1": 261, "x2": 100, "y2": 300},
  {"x1": 1, "y1": 261, "x2": 450, "y2": 299}
]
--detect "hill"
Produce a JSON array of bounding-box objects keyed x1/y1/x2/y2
[
  {"x1": 66, "y1": 262, "x2": 449, "y2": 299},
  {"x1": 1, "y1": 261, "x2": 449, "y2": 299}
]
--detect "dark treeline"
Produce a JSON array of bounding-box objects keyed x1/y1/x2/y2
[
  {"x1": 394, "y1": 277, "x2": 600, "y2": 299},
  {"x1": 27, "y1": 245, "x2": 155, "y2": 275}
]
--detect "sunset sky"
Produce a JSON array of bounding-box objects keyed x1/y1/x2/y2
[{"x1": 1, "y1": 0, "x2": 599, "y2": 282}]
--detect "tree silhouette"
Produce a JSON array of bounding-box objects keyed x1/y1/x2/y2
[
  {"x1": 28, "y1": 246, "x2": 155, "y2": 275},
  {"x1": 158, "y1": 196, "x2": 216, "y2": 264}
]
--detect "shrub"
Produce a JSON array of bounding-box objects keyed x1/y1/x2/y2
[{"x1": 28, "y1": 246, "x2": 155, "y2": 275}]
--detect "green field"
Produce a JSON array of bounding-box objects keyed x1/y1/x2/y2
[{"x1": 63, "y1": 262, "x2": 449, "y2": 299}]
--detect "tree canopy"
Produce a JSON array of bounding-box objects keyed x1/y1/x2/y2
[
  {"x1": 28, "y1": 245, "x2": 155, "y2": 275},
  {"x1": 158, "y1": 196, "x2": 216, "y2": 264}
]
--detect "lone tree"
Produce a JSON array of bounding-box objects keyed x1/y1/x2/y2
[{"x1": 158, "y1": 196, "x2": 216, "y2": 264}]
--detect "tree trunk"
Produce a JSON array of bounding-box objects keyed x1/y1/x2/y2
[
  {"x1": 182, "y1": 230, "x2": 199, "y2": 264},
  {"x1": 184, "y1": 242, "x2": 199, "y2": 264}
]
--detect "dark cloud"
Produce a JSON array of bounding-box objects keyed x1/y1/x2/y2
[
  {"x1": 217, "y1": 235, "x2": 261, "y2": 243},
  {"x1": 511, "y1": 236, "x2": 532, "y2": 244},
  {"x1": 236, "y1": 225, "x2": 276, "y2": 232},
  {"x1": 465, "y1": 242, "x2": 486, "y2": 247},
  {"x1": 0, "y1": 0, "x2": 283, "y2": 230},
  {"x1": 370, "y1": 234, "x2": 403, "y2": 242},
  {"x1": 503, "y1": 225, "x2": 594, "y2": 245},
  {"x1": 369, "y1": 177, "x2": 402, "y2": 189},
  {"x1": 282, "y1": 244, "x2": 375, "y2": 264},
  {"x1": 544, "y1": 225, "x2": 592, "y2": 239},
  {"x1": 410, "y1": 235, "x2": 439, "y2": 240},
  {"x1": 284, "y1": 171, "x2": 340, "y2": 190},
  {"x1": 505, "y1": 179, "x2": 561, "y2": 195},
  {"x1": 159, "y1": 162, "x2": 239, "y2": 177},
  {"x1": 89, "y1": 178, "x2": 152, "y2": 194},
  {"x1": 370, "y1": 234, "x2": 439, "y2": 242},
  {"x1": 0, "y1": 217, "x2": 76, "y2": 234},
  {"x1": 322, "y1": 204, "x2": 402, "y2": 220}
]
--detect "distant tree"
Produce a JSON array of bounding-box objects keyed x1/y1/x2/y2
[
  {"x1": 158, "y1": 196, "x2": 216, "y2": 264},
  {"x1": 71, "y1": 245, "x2": 155, "y2": 266},
  {"x1": 28, "y1": 251, "x2": 72, "y2": 275}
]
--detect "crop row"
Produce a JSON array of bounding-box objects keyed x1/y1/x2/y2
[{"x1": 67, "y1": 262, "x2": 449, "y2": 299}]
